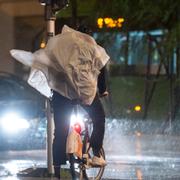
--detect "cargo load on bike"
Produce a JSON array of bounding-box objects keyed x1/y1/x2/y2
[{"x1": 10, "y1": 25, "x2": 109, "y2": 105}]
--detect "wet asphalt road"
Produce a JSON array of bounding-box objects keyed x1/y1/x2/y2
[{"x1": 1, "y1": 134, "x2": 180, "y2": 179}]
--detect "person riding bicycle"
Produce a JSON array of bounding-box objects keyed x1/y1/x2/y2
[
  {"x1": 52, "y1": 25, "x2": 109, "y2": 179},
  {"x1": 10, "y1": 24, "x2": 109, "y2": 180}
]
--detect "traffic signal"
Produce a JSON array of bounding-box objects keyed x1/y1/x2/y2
[{"x1": 39, "y1": 0, "x2": 69, "y2": 10}]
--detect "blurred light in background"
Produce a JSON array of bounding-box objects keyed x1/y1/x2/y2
[
  {"x1": 97, "y1": 18, "x2": 103, "y2": 28},
  {"x1": 134, "y1": 105, "x2": 141, "y2": 112},
  {"x1": 40, "y1": 41, "x2": 46, "y2": 49},
  {"x1": 0, "y1": 112, "x2": 30, "y2": 134},
  {"x1": 97, "y1": 17, "x2": 125, "y2": 29}
]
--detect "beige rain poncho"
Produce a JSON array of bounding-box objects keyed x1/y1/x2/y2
[{"x1": 10, "y1": 25, "x2": 109, "y2": 105}]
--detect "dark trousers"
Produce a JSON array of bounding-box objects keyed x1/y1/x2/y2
[{"x1": 52, "y1": 91, "x2": 105, "y2": 166}]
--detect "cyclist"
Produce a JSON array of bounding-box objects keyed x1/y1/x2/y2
[
  {"x1": 52, "y1": 25, "x2": 109, "y2": 179},
  {"x1": 10, "y1": 23, "x2": 109, "y2": 180}
]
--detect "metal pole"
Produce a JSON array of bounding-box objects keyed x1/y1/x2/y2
[
  {"x1": 45, "y1": 4, "x2": 56, "y2": 175},
  {"x1": 46, "y1": 99, "x2": 54, "y2": 174},
  {"x1": 45, "y1": 5, "x2": 56, "y2": 38},
  {"x1": 39, "y1": 0, "x2": 69, "y2": 175}
]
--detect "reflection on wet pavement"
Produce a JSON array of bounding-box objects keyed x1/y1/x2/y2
[
  {"x1": 1, "y1": 176, "x2": 62, "y2": 180},
  {"x1": 1, "y1": 119, "x2": 180, "y2": 179},
  {"x1": 0, "y1": 150, "x2": 47, "y2": 180},
  {"x1": 1, "y1": 149, "x2": 180, "y2": 179},
  {"x1": 104, "y1": 156, "x2": 180, "y2": 179}
]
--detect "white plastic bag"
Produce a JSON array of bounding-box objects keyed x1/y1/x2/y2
[
  {"x1": 28, "y1": 68, "x2": 52, "y2": 98},
  {"x1": 10, "y1": 25, "x2": 110, "y2": 104}
]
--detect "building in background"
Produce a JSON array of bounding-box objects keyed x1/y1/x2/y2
[{"x1": 0, "y1": 0, "x2": 44, "y2": 78}]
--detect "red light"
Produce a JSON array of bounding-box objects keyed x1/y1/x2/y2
[{"x1": 73, "y1": 123, "x2": 81, "y2": 134}]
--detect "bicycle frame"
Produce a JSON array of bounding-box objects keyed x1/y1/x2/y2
[
  {"x1": 67, "y1": 104, "x2": 105, "y2": 180},
  {"x1": 67, "y1": 105, "x2": 91, "y2": 161}
]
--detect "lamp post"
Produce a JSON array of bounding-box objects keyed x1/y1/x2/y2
[
  {"x1": 45, "y1": 2, "x2": 55, "y2": 175},
  {"x1": 39, "y1": 0, "x2": 69, "y2": 175}
]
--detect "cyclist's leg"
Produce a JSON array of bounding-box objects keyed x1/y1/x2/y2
[
  {"x1": 51, "y1": 91, "x2": 74, "y2": 178},
  {"x1": 82, "y1": 93, "x2": 105, "y2": 157}
]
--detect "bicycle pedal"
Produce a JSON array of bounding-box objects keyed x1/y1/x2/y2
[
  {"x1": 84, "y1": 159, "x2": 93, "y2": 169},
  {"x1": 82, "y1": 154, "x2": 89, "y2": 162},
  {"x1": 82, "y1": 153, "x2": 89, "y2": 158},
  {"x1": 82, "y1": 153, "x2": 93, "y2": 168}
]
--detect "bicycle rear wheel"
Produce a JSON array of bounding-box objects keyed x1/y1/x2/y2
[
  {"x1": 69, "y1": 147, "x2": 105, "y2": 180},
  {"x1": 84, "y1": 147, "x2": 105, "y2": 180}
]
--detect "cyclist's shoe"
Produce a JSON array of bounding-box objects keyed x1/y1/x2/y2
[{"x1": 91, "y1": 156, "x2": 107, "y2": 166}]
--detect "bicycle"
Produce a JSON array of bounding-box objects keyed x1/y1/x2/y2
[{"x1": 66, "y1": 104, "x2": 106, "y2": 180}]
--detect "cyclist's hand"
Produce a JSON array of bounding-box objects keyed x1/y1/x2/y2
[{"x1": 99, "y1": 91, "x2": 109, "y2": 98}]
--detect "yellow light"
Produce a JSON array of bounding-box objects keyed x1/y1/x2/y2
[
  {"x1": 118, "y1": 18, "x2": 125, "y2": 23},
  {"x1": 134, "y1": 105, "x2": 141, "y2": 112},
  {"x1": 104, "y1": 18, "x2": 112, "y2": 25},
  {"x1": 97, "y1": 17, "x2": 125, "y2": 29},
  {"x1": 108, "y1": 22, "x2": 116, "y2": 28},
  {"x1": 97, "y1": 18, "x2": 104, "y2": 28},
  {"x1": 117, "y1": 23, "x2": 123, "y2": 28},
  {"x1": 40, "y1": 41, "x2": 46, "y2": 49}
]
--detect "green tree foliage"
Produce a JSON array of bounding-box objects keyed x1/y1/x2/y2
[
  {"x1": 94, "y1": 0, "x2": 180, "y2": 31},
  {"x1": 93, "y1": 0, "x2": 179, "y2": 69},
  {"x1": 93, "y1": 0, "x2": 180, "y2": 120}
]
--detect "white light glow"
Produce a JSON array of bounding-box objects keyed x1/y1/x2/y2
[
  {"x1": 0, "y1": 112, "x2": 30, "y2": 134},
  {"x1": 70, "y1": 113, "x2": 84, "y2": 129}
]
